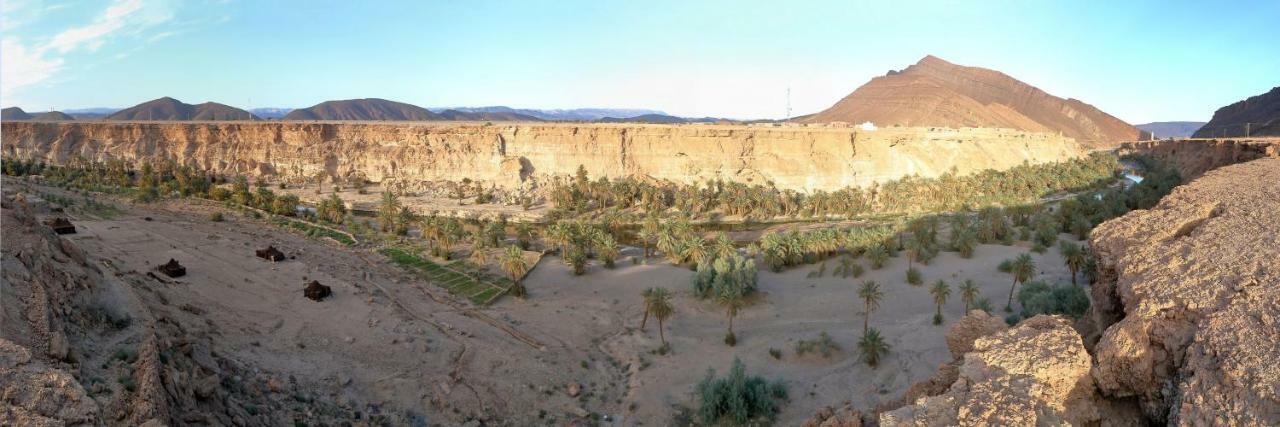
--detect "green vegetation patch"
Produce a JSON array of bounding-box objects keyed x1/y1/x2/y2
[{"x1": 380, "y1": 247, "x2": 510, "y2": 305}]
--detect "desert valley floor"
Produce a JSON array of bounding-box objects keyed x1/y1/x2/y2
[{"x1": 4, "y1": 176, "x2": 1084, "y2": 425}]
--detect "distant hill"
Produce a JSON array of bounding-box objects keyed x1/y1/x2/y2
[
  {"x1": 597, "y1": 114, "x2": 688, "y2": 124},
  {"x1": 1135, "y1": 121, "x2": 1206, "y2": 139},
  {"x1": 801, "y1": 55, "x2": 1144, "y2": 148},
  {"x1": 435, "y1": 106, "x2": 667, "y2": 121},
  {"x1": 106, "y1": 97, "x2": 258, "y2": 120},
  {"x1": 435, "y1": 109, "x2": 542, "y2": 121},
  {"x1": 2, "y1": 107, "x2": 33, "y2": 120},
  {"x1": 284, "y1": 98, "x2": 438, "y2": 121},
  {"x1": 1193, "y1": 86, "x2": 1280, "y2": 138},
  {"x1": 64, "y1": 108, "x2": 120, "y2": 120},
  {"x1": 250, "y1": 108, "x2": 293, "y2": 119},
  {"x1": 33, "y1": 111, "x2": 75, "y2": 121}
]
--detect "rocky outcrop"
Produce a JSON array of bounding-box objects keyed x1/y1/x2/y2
[
  {"x1": 880, "y1": 316, "x2": 1139, "y2": 426},
  {"x1": 801, "y1": 55, "x2": 1145, "y2": 148},
  {"x1": 1192, "y1": 86, "x2": 1280, "y2": 138},
  {"x1": 1120, "y1": 138, "x2": 1280, "y2": 180},
  {"x1": 1088, "y1": 157, "x2": 1280, "y2": 424},
  {"x1": 1, "y1": 121, "x2": 1084, "y2": 192}
]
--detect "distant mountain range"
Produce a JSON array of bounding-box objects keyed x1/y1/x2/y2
[
  {"x1": 1193, "y1": 86, "x2": 1280, "y2": 138},
  {"x1": 595, "y1": 113, "x2": 733, "y2": 124},
  {"x1": 249, "y1": 108, "x2": 293, "y2": 119},
  {"x1": 1135, "y1": 122, "x2": 1206, "y2": 139},
  {"x1": 800, "y1": 55, "x2": 1145, "y2": 147},
  {"x1": 8, "y1": 99, "x2": 733, "y2": 124},
  {"x1": 431, "y1": 106, "x2": 668, "y2": 121},
  {"x1": 106, "y1": 97, "x2": 258, "y2": 121}
]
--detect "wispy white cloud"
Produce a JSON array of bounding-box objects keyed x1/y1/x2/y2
[
  {"x1": 1, "y1": 0, "x2": 188, "y2": 103},
  {"x1": 1, "y1": 37, "x2": 66, "y2": 103},
  {"x1": 47, "y1": 0, "x2": 146, "y2": 53}
]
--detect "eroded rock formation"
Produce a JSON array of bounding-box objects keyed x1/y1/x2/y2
[
  {"x1": 1089, "y1": 157, "x2": 1280, "y2": 424},
  {"x1": 801, "y1": 55, "x2": 1145, "y2": 148},
  {"x1": 1, "y1": 121, "x2": 1084, "y2": 192},
  {"x1": 880, "y1": 315, "x2": 1139, "y2": 426},
  {"x1": 872, "y1": 156, "x2": 1280, "y2": 425}
]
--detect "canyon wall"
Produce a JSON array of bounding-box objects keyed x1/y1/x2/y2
[
  {"x1": 1120, "y1": 137, "x2": 1280, "y2": 179},
  {"x1": 1, "y1": 121, "x2": 1084, "y2": 192}
]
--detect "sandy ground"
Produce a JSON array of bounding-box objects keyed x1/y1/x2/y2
[
  {"x1": 508, "y1": 235, "x2": 1082, "y2": 424},
  {"x1": 15, "y1": 178, "x2": 1084, "y2": 424}
]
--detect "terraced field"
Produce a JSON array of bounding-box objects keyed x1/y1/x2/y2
[{"x1": 380, "y1": 247, "x2": 510, "y2": 305}]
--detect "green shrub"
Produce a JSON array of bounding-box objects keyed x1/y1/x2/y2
[
  {"x1": 1017, "y1": 281, "x2": 1090, "y2": 319},
  {"x1": 209, "y1": 212, "x2": 224, "y2": 222},
  {"x1": 695, "y1": 358, "x2": 788, "y2": 425},
  {"x1": 795, "y1": 331, "x2": 840, "y2": 358},
  {"x1": 906, "y1": 267, "x2": 923, "y2": 286}
]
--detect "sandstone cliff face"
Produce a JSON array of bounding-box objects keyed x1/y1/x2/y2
[
  {"x1": 879, "y1": 315, "x2": 1139, "y2": 426},
  {"x1": 1088, "y1": 157, "x2": 1280, "y2": 424},
  {"x1": 1119, "y1": 138, "x2": 1280, "y2": 180},
  {"x1": 1, "y1": 122, "x2": 1084, "y2": 192},
  {"x1": 801, "y1": 56, "x2": 1144, "y2": 148}
]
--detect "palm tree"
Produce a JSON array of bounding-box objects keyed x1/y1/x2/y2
[
  {"x1": 500, "y1": 245, "x2": 530, "y2": 298},
  {"x1": 596, "y1": 234, "x2": 619, "y2": 268},
  {"x1": 930, "y1": 279, "x2": 951, "y2": 325},
  {"x1": 717, "y1": 278, "x2": 747, "y2": 346},
  {"x1": 867, "y1": 244, "x2": 889, "y2": 269},
  {"x1": 643, "y1": 287, "x2": 675, "y2": 348},
  {"x1": 858, "y1": 280, "x2": 883, "y2": 333},
  {"x1": 1006, "y1": 253, "x2": 1036, "y2": 311},
  {"x1": 682, "y1": 236, "x2": 709, "y2": 268},
  {"x1": 954, "y1": 227, "x2": 977, "y2": 258},
  {"x1": 857, "y1": 328, "x2": 891, "y2": 367},
  {"x1": 959, "y1": 279, "x2": 980, "y2": 312},
  {"x1": 712, "y1": 232, "x2": 736, "y2": 260},
  {"x1": 378, "y1": 191, "x2": 401, "y2": 232},
  {"x1": 1060, "y1": 242, "x2": 1086, "y2": 285}
]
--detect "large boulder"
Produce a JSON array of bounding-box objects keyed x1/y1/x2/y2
[{"x1": 880, "y1": 316, "x2": 1139, "y2": 426}]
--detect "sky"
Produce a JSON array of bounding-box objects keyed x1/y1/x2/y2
[{"x1": 2, "y1": 0, "x2": 1278, "y2": 123}]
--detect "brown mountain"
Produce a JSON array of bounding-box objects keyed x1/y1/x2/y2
[
  {"x1": 435, "y1": 109, "x2": 542, "y2": 121},
  {"x1": 2, "y1": 107, "x2": 33, "y2": 120},
  {"x1": 1192, "y1": 86, "x2": 1280, "y2": 138},
  {"x1": 33, "y1": 111, "x2": 75, "y2": 121},
  {"x1": 801, "y1": 55, "x2": 1144, "y2": 148},
  {"x1": 284, "y1": 98, "x2": 439, "y2": 121},
  {"x1": 106, "y1": 97, "x2": 258, "y2": 121}
]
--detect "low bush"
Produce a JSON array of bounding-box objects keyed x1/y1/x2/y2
[{"x1": 695, "y1": 358, "x2": 788, "y2": 425}]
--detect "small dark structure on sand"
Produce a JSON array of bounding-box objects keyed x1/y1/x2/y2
[
  {"x1": 256, "y1": 245, "x2": 286, "y2": 262},
  {"x1": 45, "y1": 217, "x2": 76, "y2": 234},
  {"x1": 304, "y1": 280, "x2": 332, "y2": 301},
  {"x1": 157, "y1": 259, "x2": 186, "y2": 277}
]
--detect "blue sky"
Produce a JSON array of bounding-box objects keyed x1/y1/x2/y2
[{"x1": 2, "y1": 0, "x2": 1278, "y2": 122}]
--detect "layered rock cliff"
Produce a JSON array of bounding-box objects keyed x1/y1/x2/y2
[
  {"x1": 801, "y1": 56, "x2": 1145, "y2": 148},
  {"x1": 1, "y1": 121, "x2": 1084, "y2": 192}
]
